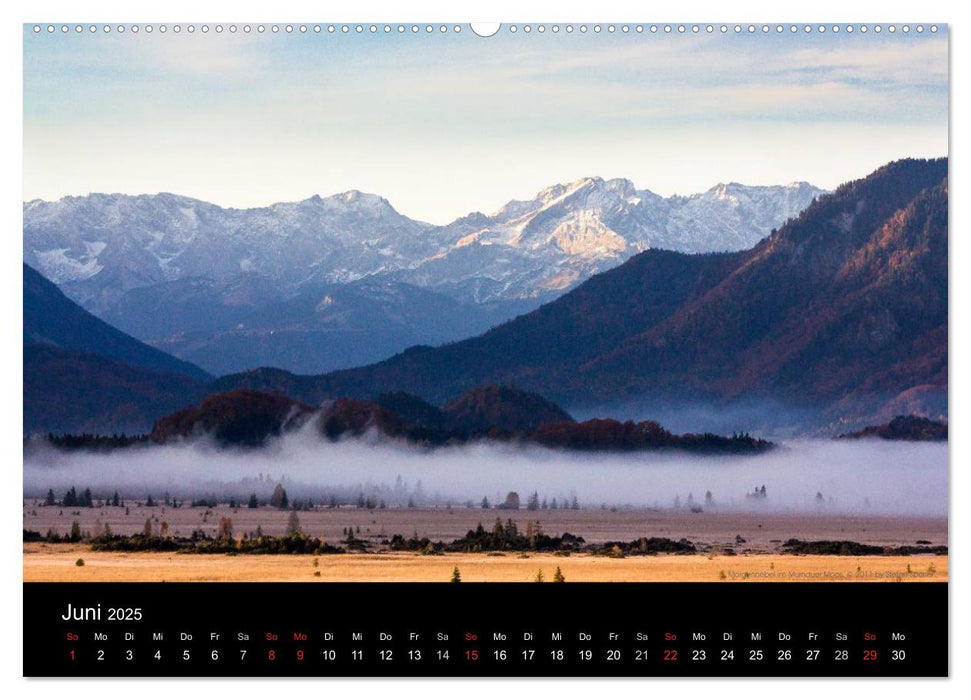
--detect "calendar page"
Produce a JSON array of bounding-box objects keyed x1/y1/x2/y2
[{"x1": 22, "y1": 21, "x2": 948, "y2": 677}]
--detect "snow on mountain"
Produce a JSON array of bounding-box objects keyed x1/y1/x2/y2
[
  {"x1": 391, "y1": 177, "x2": 824, "y2": 302},
  {"x1": 23, "y1": 191, "x2": 437, "y2": 310},
  {"x1": 23, "y1": 178, "x2": 825, "y2": 312},
  {"x1": 661, "y1": 181, "x2": 824, "y2": 253}
]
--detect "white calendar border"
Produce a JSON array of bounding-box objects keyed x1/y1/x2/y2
[{"x1": 2, "y1": 0, "x2": 964, "y2": 698}]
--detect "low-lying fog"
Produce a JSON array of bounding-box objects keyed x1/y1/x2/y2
[{"x1": 23, "y1": 425, "x2": 948, "y2": 516}]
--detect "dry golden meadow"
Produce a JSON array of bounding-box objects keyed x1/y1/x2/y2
[{"x1": 22, "y1": 544, "x2": 946, "y2": 583}]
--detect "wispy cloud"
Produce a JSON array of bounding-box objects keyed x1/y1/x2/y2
[
  {"x1": 779, "y1": 39, "x2": 949, "y2": 85},
  {"x1": 23, "y1": 28, "x2": 948, "y2": 221}
]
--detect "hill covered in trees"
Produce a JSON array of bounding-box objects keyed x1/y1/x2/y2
[
  {"x1": 443, "y1": 385, "x2": 574, "y2": 434},
  {"x1": 143, "y1": 386, "x2": 771, "y2": 454},
  {"x1": 837, "y1": 415, "x2": 947, "y2": 442},
  {"x1": 150, "y1": 390, "x2": 315, "y2": 447}
]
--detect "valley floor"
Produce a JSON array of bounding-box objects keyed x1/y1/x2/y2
[
  {"x1": 22, "y1": 505, "x2": 947, "y2": 552},
  {"x1": 23, "y1": 545, "x2": 946, "y2": 583},
  {"x1": 25, "y1": 505, "x2": 947, "y2": 582}
]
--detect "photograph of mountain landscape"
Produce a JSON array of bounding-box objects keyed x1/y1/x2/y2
[{"x1": 23, "y1": 24, "x2": 948, "y2": 583}]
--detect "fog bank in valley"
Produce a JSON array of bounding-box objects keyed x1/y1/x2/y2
[{"x1": 24, "y1": 424, "x2": 947, "y2": 516}]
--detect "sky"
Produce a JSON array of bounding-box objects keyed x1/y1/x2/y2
[{"x1": 23, "y1": 24, "x2": 949, "y2": 224}]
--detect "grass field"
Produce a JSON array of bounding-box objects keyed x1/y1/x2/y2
[{"x1": 23, "y1": 544, "x2": 946, "y2": 583}]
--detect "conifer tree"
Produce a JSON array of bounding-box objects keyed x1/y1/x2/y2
[
  {"x1": 217, "y1": 516, "x2": 233, "y2": 539},
  {"x1": 527, "y1": 491, "x2": 540, "y2": 511},
  {"x1": 270, "y1": 484, "x2": 288, "y2": 509},
  {"x1": 286, "y1": 510, "x2": 302, "y2": 536}
]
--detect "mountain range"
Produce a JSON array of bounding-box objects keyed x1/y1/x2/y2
[
  {"x1": 211, "y1": 158, "x2": 947, "y2": 431},
  {"x1": 23, "y1": 178, "x2": 823, "y2": 375},
  {"x1": 23, "y1": 159, "x2": 945, "y2": 436}
]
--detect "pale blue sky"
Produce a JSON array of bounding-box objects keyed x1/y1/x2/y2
[{"x1": 23, "y1": 25, "x2": 948, "y2": 223}]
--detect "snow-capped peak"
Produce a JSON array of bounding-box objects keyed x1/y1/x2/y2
[{"x1": 24, "y1": 177, "x2": 827, "y2": 311}]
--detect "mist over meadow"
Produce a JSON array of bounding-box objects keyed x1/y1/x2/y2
[{"x1": 23, "y1": 419, "x2": 947, "y2": 516}]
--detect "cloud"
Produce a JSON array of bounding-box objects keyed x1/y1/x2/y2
[
  {"x1": 22, "y1": 29, "x2": 949, "y2": 220},
  {"x1": 126, "y1": 33, "x2": 263, "y2": 77},
  {"x1": 779, "y1": 39, "x2": 949, "y2": 86}
]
